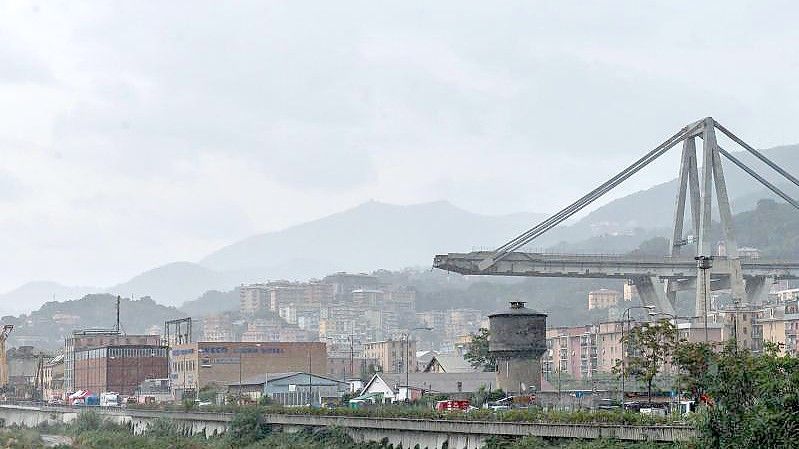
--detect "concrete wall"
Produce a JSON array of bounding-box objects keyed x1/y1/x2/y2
[{"x1": 0, "y1": 404, "x2": 696, "y2": 448}]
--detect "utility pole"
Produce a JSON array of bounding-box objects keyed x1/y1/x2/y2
[
  {"x1": 238, "y1": 348, "x2": 243, "y2": 406},
  {"x1": 308, "y1": 348, "x2": 313, "y2": 406},
  {"x1": 349, "y1": 333, "x2": 354, "y2": 381},
  {"x1": 696, "y1": 256, "x2": 713, "y2": 343}
]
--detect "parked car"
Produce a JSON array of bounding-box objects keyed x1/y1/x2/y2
[{"x1": 434, "y1": 400, "x2": 470, "y2": 412}]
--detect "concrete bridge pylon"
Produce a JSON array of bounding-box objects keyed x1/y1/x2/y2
[{"x1": 435, "y1": 117, "x2": 799, "y2": 318}]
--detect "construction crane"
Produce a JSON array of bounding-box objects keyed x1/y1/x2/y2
[{"x1": 0, "y1": 324, "x2": 14, "y2": 387}]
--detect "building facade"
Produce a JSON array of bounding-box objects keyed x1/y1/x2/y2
[
  {"x1": 64, "y1": 332, "x2": 161, "y2": 393},
  {"x1": 169, "y1": 341, "x2": 327, "y2": 398},
  {"x1": 588, "y1": 289, "x2": 622, "y2": 310},
  {"x1": 363, "y1": 339, "x2": 417, "y2": 374},
  {"x1": 42, "y1": 354, "x2": 65, "y2": 401},
  {"x1": 73, "y1": 344, "x2": 168, "y2": 395}
]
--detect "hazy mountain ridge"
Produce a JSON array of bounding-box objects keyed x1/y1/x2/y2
[
  {"x1": 2, "y1": 142, "x2": 798, "y2": 315},
  {"x1": 0, "y1": 281, "x2": 98, "y2": 318},
  {"x1": 200, "y1": 200, "x2": 547, "y2": 274},
  {"x1": 106, "y1": 261, "x2": 241, "y2": 308},
  {"x1": 5, "y1": 200, "x2": 798, "y2": 344},
  {"x1": 0, "y1": 201, "x2": 547, "y2": 313},
  {"x1": 560, "y1": 144, "x2": 799, "y2": 239},
  {"x1": 3, "y1": 294, "x2": 185, "y2": 350}
]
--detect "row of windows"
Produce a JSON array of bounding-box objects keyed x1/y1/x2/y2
[
  {"x1": 75, "y1": 347, "x2": 167, "y2": 361},
  {"x1": 172, "y1": 360, "x2": 196, "y2": 372}
]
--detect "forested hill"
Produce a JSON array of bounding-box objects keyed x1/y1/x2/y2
[
  {"x1": 733, "y1": 199, "x2": 799, "y2": 259},
  {"x1": 2, "y1": 294, "x2": 185, "y2": 350}
]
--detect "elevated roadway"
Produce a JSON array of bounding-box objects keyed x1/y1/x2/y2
[
  {"x1": 434, "y1": 251, "x2": 799, "y2": 313},
  {"x1": 433, "y1": 118, "x2": 799, "y2": 316},
  {"x1": 434, "y1": 251, "x2": 799, "y2": 280}
]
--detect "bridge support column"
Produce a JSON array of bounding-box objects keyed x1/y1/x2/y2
[
  {"x1": 745, "y1": 276, "x2": 773, "y2": 304},
  {"x1": 633, "y1": 276, "x2": 674, "y2": 315}
]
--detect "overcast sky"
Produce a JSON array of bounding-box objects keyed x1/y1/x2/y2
[{"x1": 0, "y1": 1, "x2": 797, "y2": 291}]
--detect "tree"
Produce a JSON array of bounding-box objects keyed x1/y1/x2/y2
[
  {"x1": 471, "y1": 385, "x2": 505, "y2": 407},
  {"x1": 613, "y1": 319, "x2": 676, "y2": 404},
  {"x1": 464, "y1": 328, "x2": 496, "y2": 372},
  {"x1": 695, "y1": 341, "x2": 799, "y2": 448},
  {"x1": 671, "y1": 340, "x2": 716, "y2": 401},
  {"x1": 228, "y1": 407, "x2": 271, "y2": 447}
]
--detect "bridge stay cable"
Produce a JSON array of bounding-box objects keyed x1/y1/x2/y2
[
  {"x1": 482, "y1": 122, "x2": 701, "y2": 269},
  {"x1": 492, "y1": 124, "x2": 699, "y2": 254},
  {"x1": 717, "y1": 146, "x2": 799, "y2": 210},
  {"x1": 714, "y1": 121, "x2": 799, "y2": 189}
]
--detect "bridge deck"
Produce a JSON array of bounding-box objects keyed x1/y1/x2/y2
[{"x1": 434, "y1": 251, "x2": 799, "y2": 279}]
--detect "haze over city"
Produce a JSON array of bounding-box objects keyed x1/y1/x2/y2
[
  {"x1": 3, "y1": 3, "x2": 799, "y2": 449},
  {"x1": 2, "y1": 1, "x2": 799, "y2": 300}
]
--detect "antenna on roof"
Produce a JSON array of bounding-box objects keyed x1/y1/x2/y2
[{"x1": 115, "y1": 295, "x2": 121, "y2": 332}]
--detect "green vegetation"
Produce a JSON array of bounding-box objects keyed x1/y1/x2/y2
[
  {"x1": 484, "y1": 436, "x2": 688, "y2": 448},
  {"x1": 614, "y1": 320, "x2": 677, "y2": 404},
  {"x1": 0, "y1": 428, "x2": 52, "y2": 449},
  {"x1": 464, "y1": 328, "x2": 497, "y2": 372},
  {"x1": 692, "y1": 342, "x2": 799, "y2": 448},
  {"x1": 4, "y1": 294, "x2": 185, "y2": 350},
  {"x1": 1, "y1": 412, "x2": 685, "y2": 449}
]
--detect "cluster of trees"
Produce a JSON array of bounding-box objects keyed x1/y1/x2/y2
[
  {"x1": 465, "y1": 318, "x2": 799, "y2": 448},
  {"x1": 610, "y1": 320, "x2": 799, "y2": 447}
]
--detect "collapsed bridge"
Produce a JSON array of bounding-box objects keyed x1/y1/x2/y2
[{"x1": 434, "y1": 117, "x2": 799, "y2": 316}]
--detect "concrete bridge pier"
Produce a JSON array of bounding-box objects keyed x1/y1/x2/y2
[{"x1": 633, "y1": 276, "x2": 674, "y2": 315}]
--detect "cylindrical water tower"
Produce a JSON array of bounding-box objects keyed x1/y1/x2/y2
[{"x1": 489, "y1": 301, "x2": 547, "y2": 395}]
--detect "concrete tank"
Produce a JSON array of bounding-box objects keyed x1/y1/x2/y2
[{"x1": 488, "y1": 301, "x2": 547, "y2": 395}]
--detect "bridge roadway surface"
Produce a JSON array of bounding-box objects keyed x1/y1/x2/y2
[
  {"x1": 434, "y1": 251, "x2": 799, "y2": 279},
  {"x1": 0, "y1": 404, "x2": 695, "y2": 448}
]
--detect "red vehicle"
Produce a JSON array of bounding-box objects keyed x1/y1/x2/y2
[{"x1": 435, "y1": 400, "x2": 470, "y2": 412}]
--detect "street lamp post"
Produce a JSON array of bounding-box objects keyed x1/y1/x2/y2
[
  {"x1": 620, "y1": 305, "x2": 655, "y2": 405},
  {"x1": 695, "y1": 256, "x2": 714, "y2": 343}
]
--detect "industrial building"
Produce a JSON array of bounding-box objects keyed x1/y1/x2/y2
[
  {"x1": 169, "y1": 341, "x2": 327, "y2": 399},
  {"x1": 72, "y1": 344, "x2": 169, "y2": 396},
  {"x1": 228, "y1": 372, "x2": 348, "y2": 406},
  {"x1": 5, "y1": 346, "x2": 51, "y2": 399},
  {"x1": 64, "y1": 331, "x2": 162, "y2": 393}
]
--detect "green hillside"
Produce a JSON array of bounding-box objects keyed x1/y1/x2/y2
[{"x1": 4, "y1": 294, "x2": 185, "y2": 350}]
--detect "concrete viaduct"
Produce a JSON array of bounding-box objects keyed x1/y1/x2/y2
[
  {"x1": 434, "y1": 118, "x2": 799, "y2": 317},
  {"x1": 0, "y1": 404, "x2": 695, "y2": 448}
]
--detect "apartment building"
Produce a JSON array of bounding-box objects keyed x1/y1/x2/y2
[
  {"x1": 363, "y1": 339, "x2": 417, "y2": 374},
  {"x1": 202, "y1": 314, "x2": 235, "y2": 342},
  {"x1": 587, "y1": 289, "x2": 622, "y2": 310}
]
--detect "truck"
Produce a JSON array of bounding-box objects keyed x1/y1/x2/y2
[
  {"x1": 100, "y1": 392, "x2": 121, "y2": 407},
  {"x1": 434, "y1": 400, "x2": 470, "y2": 412}
]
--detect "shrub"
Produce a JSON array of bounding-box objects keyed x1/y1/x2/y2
[{"x1": 227, "y1": 406, "x2": 271, "y2": 447}]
